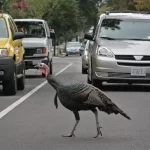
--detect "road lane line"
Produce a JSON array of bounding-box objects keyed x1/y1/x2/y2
[{"x1": 0, "y1": 63, "x2": 73, "y2": 119}]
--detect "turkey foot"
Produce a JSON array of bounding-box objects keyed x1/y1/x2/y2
[
  {"x1": 93, "y1": 126, "x2": 102, "y2": 138},
  {"x1": 92, "y1": 109, "x2": 103, "y2": 138},
  {"x1": 62, "y1": 111, "x2": 80, "y2": 138},
  {"x1": 62, "y1": 133, "x2": 76, "y2": 137}
]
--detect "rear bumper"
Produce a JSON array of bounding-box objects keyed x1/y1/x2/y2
[
  {"x1": 66, "y1": 51, "x2": 81, "y2": 55},
  {"x1": 24, "y1": 56, "x2": 49, "y2": 69},
  {"x1": 0, "y1": 57, "x2": 14, "y2": 82}
]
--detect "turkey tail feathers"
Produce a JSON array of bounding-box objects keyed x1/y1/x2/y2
[
  {"x1": 98, "y1": 105, "x2": 131, "y2": 120},
  {"x1": 118, "y1": 109, "x2": 131, "y2": 120}
]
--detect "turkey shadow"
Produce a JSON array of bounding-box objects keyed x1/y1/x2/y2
[{"x1": 98, "y1": 84, "x2": 150, "y2": 92}]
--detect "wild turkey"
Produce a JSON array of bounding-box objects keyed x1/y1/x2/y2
[{"x1": 35, "y1": 63, "x2": 131, "y2": 138}]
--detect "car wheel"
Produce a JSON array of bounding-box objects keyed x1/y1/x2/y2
[
  {"x1": 49, "y1": 60, "x2": 53, "y2": 75},
  {"x1": 82, "y1": 66, "x2": 87, "y2": 74},
  {"x1": 87, "y1": 72, "x2": 91, "y2": 84},
  {"x1": 66, "y1": 54, "x2": 68, "y2": 56},
  {"x1": 3, "y1": 71, "x2": 17, "y2": 96},
  {"x1": 17, "y1": 67, "x2": 25, "y2": 90},
  {"x1": 91, "y1": 68, "x2": 102, "y2": 88}
]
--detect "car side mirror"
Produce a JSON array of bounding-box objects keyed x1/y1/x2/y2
[
  {"x1": 84, "y1": 33, "x2": 94, "y2": 41},
  {"x1": 13, "y1": 32, "x2": 24, "y2": 40}
]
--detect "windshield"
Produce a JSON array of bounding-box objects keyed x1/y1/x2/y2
[
  {"x1": 0, "y1": 18, "x2": 8, "y2": 38},
  {"x1": 67, "y1": 42, "x2": 81, "y2": 47},
  {"x1": 99, "y1": 18, "x2": 150, "y2": 41},
  {"x1": 15, "y1": 21, "x2": 46, "y2": 38}
]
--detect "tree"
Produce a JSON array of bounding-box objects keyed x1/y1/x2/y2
[
  {"x1": 43, "y1": 0, "x2": 80, "y2": 46},
  {"x1": 77, "y1": 0, "x2": 102, "y2": 32},
  {"x1": 135, "y1": 0, "x2": 150, "y2": 10}
]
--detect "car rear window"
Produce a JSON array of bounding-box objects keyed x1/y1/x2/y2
[
  {"x1": 99, "y1": 18, "x2": 150, "y2": 40},
  {"x1": 0, "y1": 18, "x2": 8, "y2": 38}
]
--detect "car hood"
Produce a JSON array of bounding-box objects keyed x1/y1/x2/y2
[
  {"x1": 0, "y1": 38, "x2": 9, "y2": 48},
  {"x1": 22, "y1": 38, "x2": 47, "y2": 48},
  {"x1": 99, "y1": 39, "x2": 150, "y2": 55}
]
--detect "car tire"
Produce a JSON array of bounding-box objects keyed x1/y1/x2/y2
[
  {"x1": 66, "y1": 54, "x2": 68, "y2": 56},
  {"x1": 91, "y1": 66, "x2": 102, "y2": 88},
  {"x1": 87, "y1": 73, "x2": 91, "y2": 84},
  {"x1": 17, "y1": 66, "x2": 25, "y2": 90},
  {"x1": 3, "y1": 69, "x2": 17, "y2": 96},
  {"x1": 82, "y1": 66, "x2": 87, "y2": 74},
  {"x1": 49, "y1": 60, "x2": 53, "y2": 75}
]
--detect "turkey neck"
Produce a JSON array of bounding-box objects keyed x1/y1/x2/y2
[{"x1": 46, "y1": 73, "x2": 60, "y2": 91}]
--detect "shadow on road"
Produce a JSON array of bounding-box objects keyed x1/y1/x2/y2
[{"x1": 25, "y1": 75, "x2": 44, "y2": 79}]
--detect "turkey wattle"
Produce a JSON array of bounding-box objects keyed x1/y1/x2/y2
[{"x1": 35, "y1": 63, "x2": 131, "y2": 138}]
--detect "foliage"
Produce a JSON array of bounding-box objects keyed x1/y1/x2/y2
[
  {"x1": 2, "y1": 0, "x2": 102, "y2": 43},
  {"x1": 42, "y1": 0, "x2": 80, "y2": 42},
  {"x1": 135, "y1": 0, "x2": 150, "y2": 10},
  {"x1": 99, "y1": 0, "x2": 150, "y2": 13}
]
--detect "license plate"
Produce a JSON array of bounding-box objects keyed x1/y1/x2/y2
[
  {"x1": 131, "y1": 68, "x2": 146, "y2": 76},
  {"x1": 32, "y1": 60, "x2": 41, "y2": 65}
]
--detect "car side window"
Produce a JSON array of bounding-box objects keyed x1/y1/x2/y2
[
  {"x1": 8, "y1": 18, "x2": 15, "y2": 37},
  {"x1": 43, "y1": 22, "x2": 48, "y2": 37},
  {"x1": 93, "y1": 20, "x2": 100, "y2": 40},
  {"x1": 10, "y1": 17, "x2": 18, "y2": 32},
  {"x1": 45, "y1": 22, "x2": 50, "y2": 37}
]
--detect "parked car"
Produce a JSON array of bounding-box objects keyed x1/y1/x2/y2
[
  {"x1": 85, "y1": 10, "x2": 150, "y2": 87},
  {"x1": 0, "y1": 13, "x2": 25, "y2": 95},
  {"x1": 82, "y1": 40, "x2": 90, "y2": 74},
  {"x1": 79, "y1": 39, "x2": 87, "y2": 55},
  {"x1": 66, "y1": 42, "x2": 81, "y2": 56},
  {"x1": 14, "y1": 19, "x2": 55, "y2": 76}
]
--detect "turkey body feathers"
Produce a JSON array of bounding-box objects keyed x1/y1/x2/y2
[{"x1": 52, "y1": 78, "x2": 131, "y2": 120}]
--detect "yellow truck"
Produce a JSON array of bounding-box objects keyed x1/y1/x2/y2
[{"x1": 0, "y1": 13, "x2": 25, "y2": 95}]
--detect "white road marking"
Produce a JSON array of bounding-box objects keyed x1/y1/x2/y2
[{"x1": 0, "y1": 63, "x2": 73, "y2": 119}]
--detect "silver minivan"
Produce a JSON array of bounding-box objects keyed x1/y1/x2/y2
[
  {"x1": 85, "y1": 11, "x2": 150, "y2": 87},
  {"x1": 15, "y1": 19, "x2": 55, "y2": 76}
]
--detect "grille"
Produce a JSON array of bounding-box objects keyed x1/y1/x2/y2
[
  {"x1": 115, "y1": 55, "x2": 150, "y2": 61},
  {"x1": 115, "y1": 55, "x2": 134, "y2": 60},
  {"x1": 24, "y1": 48, "x2": 37, "y2": 56},
  {"x1": 108, "y1": 72, "x2": 150, "y2": 78},
  {"x1": 117, "y1": 62, "x2": 150, "y2": 66}
]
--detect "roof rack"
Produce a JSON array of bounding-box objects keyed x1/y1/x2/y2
[{"x1": 105, "y1": 10, "x2": 150, "y2": 15}]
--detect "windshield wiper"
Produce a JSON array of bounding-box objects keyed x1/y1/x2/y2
[{"x1": 100, "y1": 36, "x2": 116, "y2": 40}]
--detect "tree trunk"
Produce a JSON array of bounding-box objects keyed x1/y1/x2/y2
[{"x1": 126, "y1": 0, "x2": 136, "y2": 10}]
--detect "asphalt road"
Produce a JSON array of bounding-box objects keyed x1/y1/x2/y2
[{"x1": 0, "y1": 56, "x2": 150, "y2": 150}]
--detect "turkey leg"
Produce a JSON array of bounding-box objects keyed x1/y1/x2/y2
[
  {"x1": 92, "y1": 109, "x2": 102, "y2": 138},
  {"x1": 62, "y1": 111, "x2": 80, "y2": 137}
]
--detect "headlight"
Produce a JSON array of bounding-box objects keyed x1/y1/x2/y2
[
  {"x1": 84, "y1": 50, "x2": 88, "y2": 55},
  {"x1": 36, "y1": 48, "x2": 46, "y2": 54},
  {"x1": 0, "y1": 49, "x2": 8, "y2": 56},
  {"x1": 97, "y1": 47, "x2": 114, "y2": 57}
]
